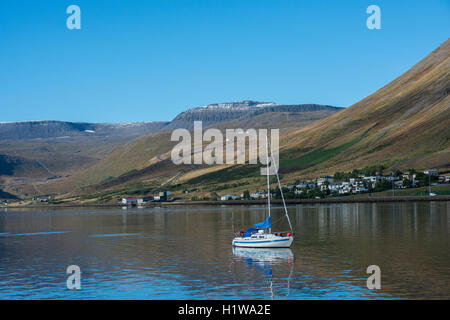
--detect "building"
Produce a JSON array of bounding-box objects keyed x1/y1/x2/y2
[
  {"x1": 295, "y1": 183, "x2": 308, "y2": 189},
  {"x1": 154, "y1": 191, "x2": 171, "y2": 202},
  {"x1": 220, "y1": 195, "x2": 239, "y2": 201},
  {"x1": 424, "y1": 169, "x2": 438, "y2": 176},
  {"x1": 317, "y1": 177, "x2": 333, "y2": 186},
  {"x1": 363, "y1": 176, "x2": 383, "y2": 188},
  {"x1": 121, "y1": 198, "x2": 144, "y2": 205}
]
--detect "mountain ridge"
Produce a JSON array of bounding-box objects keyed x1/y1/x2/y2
[
  {"x1": 0, "y1": 102, "x2": 342, "y2": 140},
  {"x1": 0, "y1": 121, "x2": 169, "y2": 141},
  {"x1": 166, "y1": 101, "x2": 342, "y2": 130}
]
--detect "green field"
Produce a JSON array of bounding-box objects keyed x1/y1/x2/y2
[
  {"x1": 350, "y1": 184, "x2": 450, "y2": 198},
  {"x1": 280, "y1": 138, "x2": 361, "y2": 169}
]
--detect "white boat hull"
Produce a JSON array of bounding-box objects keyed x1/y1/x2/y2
[{"x1": 232, "y1": 236, "x2": 293, "y2": 248}]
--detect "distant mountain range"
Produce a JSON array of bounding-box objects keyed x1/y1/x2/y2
[
  {"x1": 0, "y1": 121, "x2": 167, "y2": 141},
  {"x1": 165, "y1": 101, "x2": 341, "y2": 130},
  {"x1": 0, "y1": 102, "x2": 342, "y2": 140}
]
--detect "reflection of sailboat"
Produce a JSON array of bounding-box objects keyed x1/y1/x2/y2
[
  {"x1": 232, "y1": 135, "x2": 294, "y2": 248},
  {"x1": 233, "y1": 247, "x2": 294, "y2": 262},
  {"x1": 232, "y1": 247, "x2": 295, "y2": 299}
]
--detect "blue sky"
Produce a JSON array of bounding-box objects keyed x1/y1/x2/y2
[{"x1": 0, "y1": 0, "x2": 449, "y2": 123}]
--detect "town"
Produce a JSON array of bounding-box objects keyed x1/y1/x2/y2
[
  {"x1": 114, "y1": 167, "x2": 450, "y2": 205},
  {"x1": 218, "y1": 168, "x2": 449, "y2": 201}
]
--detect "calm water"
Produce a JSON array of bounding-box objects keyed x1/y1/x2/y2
[{"x1": 0, "y1": 202, "x2": 448, "y2": 299}]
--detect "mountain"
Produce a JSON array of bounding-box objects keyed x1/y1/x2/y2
[
  {"x1": 166, "y1": 100, "x2": 341, "y2": 129},
  {"x1": 275, "y1": 38, "x2": 450, "y2": 178},
  {"x1": 37, "y1": 103, "x2": 342, "y2": 199},
  {"x1": 0, "y1": 103, "x2": 341, "y2": 141},
  {"x1": 0, "y1": 121, "x2": 168, "y2": 141},
  {"x1": 48, "y1": 38, "x2": 450, "y2": 204},
  {"x1": 0, "y1": 154, "x2": 50, "y2": 177},
  {"x1": 4, "y1": 39, "x2": 449, "y2": 203}
]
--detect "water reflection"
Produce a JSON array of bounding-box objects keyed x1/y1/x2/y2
[
  {"x1": 232, "y1": 248, "x2": 294, "y2": 299},
  {"x1": 0, "y1": 202, "x2": 448, "y2": 299}
]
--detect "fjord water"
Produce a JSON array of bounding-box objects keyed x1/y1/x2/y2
[{"x1": 0, "y1": 202, "x2": 448, "y2": 299}]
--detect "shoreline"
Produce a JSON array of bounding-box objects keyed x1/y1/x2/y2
[{"x1": 3, "y1": 195, "x2": 450, "y2": 209}]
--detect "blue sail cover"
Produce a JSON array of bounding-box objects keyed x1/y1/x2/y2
[
  {"x1": 254, "y1": 216, "x2": 271, "y2": 229},
  {"x1": 244, "y1": 228, "x2": 258, "y2": 237}
]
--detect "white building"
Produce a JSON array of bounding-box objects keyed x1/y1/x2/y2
[
  {"x1": 122, "y1": 198, "x2": 144, "y2": 205},
  {"x1": 250, "y1": 192, "x2": 268, "y2": 199},
  {"x1": 221, "y1": 195, "x2": 239, "y2": 201},
  {"x1": 295, "y1": 183, "x2": 308, "y2": 189},
  {"x1": 317, "y1": 177, "x2": 333, "y2": 186},
  {"x1": 424, "y1": 169, "x2": 438, "y2": 176}
]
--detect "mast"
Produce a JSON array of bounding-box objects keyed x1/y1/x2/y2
[
  {"x1": 268, "y1": 136, "x2": 294, "y2": 234},
  {"x1": 265, "y1": 135, "x2": 271, "y2": 234},
  {"x1": 429, "y1": 173, "x2": 431, "y2": 195}
]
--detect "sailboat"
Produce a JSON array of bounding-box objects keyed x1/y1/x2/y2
[{"x1": 232, "y1": 135, "x2": 294, "y2": 248}]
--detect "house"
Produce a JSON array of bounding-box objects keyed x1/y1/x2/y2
[
  {"x1": 394, "y1": 180, "x2": 403, "y2": 188},
  {"x1": 220, "y1": 195, "x2": 239, "y2": 201},
  {"x1": 295, "y1": 183, "x2": 308, "y2": 189},
  {"x1": 402, "y1": 173, "x2": 416, "y2": 181},
  {"x1": 363, "y1": 176, "x2": 382, "y2": 188},
  {"x1": 317, "y1": 177, "x2": 333, "y2": 186},
  {"x1": 424, "y1": 169, "x2": 438, "y2": 176},
  {"x1": 329, "y1": 182, "x2": 343, "y2": 194},
  {"x1": 154, "y1": 191, "x2": 171, "y2": 202},
  {"x1": 250, "y1": 192, "x2": 267, "y2": 199},
  {"x1": 121, "y1": 197, "x2": 144, "y2": 205}
]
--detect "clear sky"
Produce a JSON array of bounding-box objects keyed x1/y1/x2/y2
[{"x1": 0, "y1": 0, "x2": 449, "y2": 123}]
